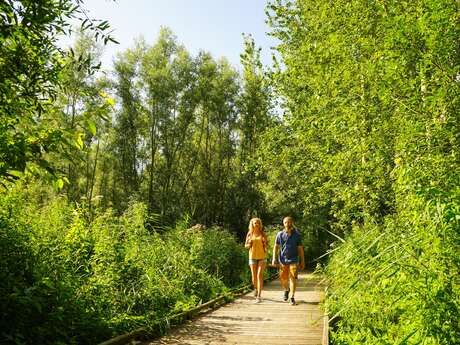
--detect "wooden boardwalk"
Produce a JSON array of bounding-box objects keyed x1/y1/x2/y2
[{"x1": 143, "y1": 273, "x2": 326, "y2": 345}]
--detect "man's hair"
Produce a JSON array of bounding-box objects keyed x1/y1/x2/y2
[{"x1": 283, "y1": 216, "x2": 293, "y2": 223}]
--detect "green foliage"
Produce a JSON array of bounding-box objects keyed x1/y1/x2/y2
[
  {"x1": 325, "y1": 195, "x2": 460, "y2": 344},
  {"x1": 6, "y1": 0, "x2": 459, "y2": 343},
  {"x1": 0, "y1": 184, "x2": 248, "y2": 344},
  {"x1": 99, "y1": 28, "x2": 271, "y2": 233},
  {"x1": 0, "y1": 184, "x2": 107, "y2": 344},
  {"x1": 185, "y1": 226, "x2": 248, "y2": 286},
  {"x1": 1, "y1": 18, "x2": 271, "y2": 343},
  {"x1": 266, "y1": 0, "x2": 460, "y2": 343},
  {"x1": 0, "y1": 0, "x2": 115, "y2": 184}
]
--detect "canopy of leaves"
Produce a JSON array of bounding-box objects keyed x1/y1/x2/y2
[
  {"x1": 266, "y1": 0, "x2": 460, "y2": 343},
  {"x1": 0, "y1": 0, "x2": 115, "y2": 184}
]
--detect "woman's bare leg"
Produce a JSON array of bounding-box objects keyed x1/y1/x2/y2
[
  {"x1": 249, "y1": 263, "x2": 258, "y2": 295},
  {"x1": 256, "y1": 262, "x2": 266, "y2": 297}
]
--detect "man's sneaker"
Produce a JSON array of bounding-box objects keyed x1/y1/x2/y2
[
  {"x1": 290, "y1": 297, "x2": 296, "y2": 305},
  {"x1": 283, "y1": 290, "x2": 289, "y2": 302}
]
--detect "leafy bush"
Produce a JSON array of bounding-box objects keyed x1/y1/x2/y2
[
  {"x1": 0, "y1": 185, "x2": 248, "y2": 344},
  {"x1": 324, "y1": 194, "x2": 460, "y2": 344}
]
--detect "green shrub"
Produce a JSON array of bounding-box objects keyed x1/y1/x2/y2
[
  {"x1": 325, "y1": 194, "x2": 460, "y2": 345},
  {"x1": 0, "y1": 186, "x2": 250, "y2": 344}
]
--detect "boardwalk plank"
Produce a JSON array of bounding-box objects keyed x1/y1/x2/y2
[{"x1": 143, "y1": 273, "x2": 325, "y2": 345}]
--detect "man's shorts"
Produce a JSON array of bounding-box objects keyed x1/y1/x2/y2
[{"x1": 279, "y1": 263, "x2": 298, "y2": 281}]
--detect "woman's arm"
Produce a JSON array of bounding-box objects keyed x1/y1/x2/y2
[{"x1": 244, "y1": 232, "x2": 252, "y2": 249}]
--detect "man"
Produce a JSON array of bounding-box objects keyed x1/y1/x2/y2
[{"x1": 272, "y1": 216, "x2": 305, "y2": 305}]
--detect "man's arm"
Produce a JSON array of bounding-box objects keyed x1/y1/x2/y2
[
  {"x1": 298, "y1": 245, "x2": 305, "y2": 270},
  {"x1": 272, "y1": 244, "x2": 279, "y2": 266}
]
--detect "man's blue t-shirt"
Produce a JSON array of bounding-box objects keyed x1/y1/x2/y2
[{"x1": 275, "y1": 229, "x2": 302, "y2": 265}]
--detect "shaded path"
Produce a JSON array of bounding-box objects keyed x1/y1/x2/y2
[{"x1": 143, "y1": 273, "x2": 326, "y2": 345}]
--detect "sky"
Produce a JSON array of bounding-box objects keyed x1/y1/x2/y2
[{"x1": 76, "y1": 0, "x2": 278, "y2": 70}]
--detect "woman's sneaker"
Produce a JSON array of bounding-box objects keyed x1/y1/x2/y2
[
  {"x1": 255, "y1": 297, "x2": 261, "y2": 303},
  {"x1": 290, "y1": 297, "x2": 296, "y2": 305},
  {"x1": 283, "y1": 289, "x2": 289, "y2": 301}
]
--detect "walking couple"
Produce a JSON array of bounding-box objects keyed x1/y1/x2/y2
[{"x1": 244, "y1": 216, "x2": 305, "y2": 305}]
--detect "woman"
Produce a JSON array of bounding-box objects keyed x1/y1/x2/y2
[{"x1": 244, "y1": 217, "x2": 268, "y2": 303}]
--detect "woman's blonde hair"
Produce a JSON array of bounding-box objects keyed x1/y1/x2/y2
[
  {"x1": 248, "y1": 217, "x2": 263, "y2": 233},
  {"x1": 246, "y1": 217, "x2": 267, "y2": 251}
]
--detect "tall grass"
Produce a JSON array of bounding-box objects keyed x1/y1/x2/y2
[
  {"x1": 324, "y1": 193, "x2": 460, "y2": 344},
  {"x1": 0, "y1": 183, "x2": 249, "y2": 345}
]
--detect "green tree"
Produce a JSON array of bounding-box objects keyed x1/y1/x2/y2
[
  {"x1": 266, "y1": 0, "x2": 460, "y2": 342},
  {"x1": 226, "y1": 34, "x2": 272, "y2": 234},
  {"x1": 138, "y1": 28, "x2": 199, "y2": 220},
  {"x1": 55, "y1": 32, "x2": 113, "y2": 205},
  {"x1": 111, "y1": 44, "x2": 144, "y2": 211},
  {"x1": 107, "y1": 29, "x2": 244, "y2": 229},
  {"x1": 0, "y1": 0, "x2": 116, "y2": 186}
]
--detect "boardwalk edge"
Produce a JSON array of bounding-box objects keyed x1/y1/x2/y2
[{"x1": 96, "y1": 284, "x2": 253, "y2": 345}]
